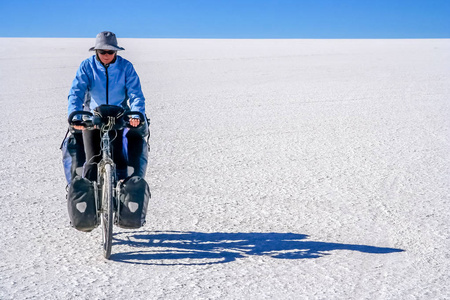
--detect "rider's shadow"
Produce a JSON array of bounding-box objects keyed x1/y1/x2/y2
[{"x1": 110, "y1": 231, "x2": 404, "y2": 265}]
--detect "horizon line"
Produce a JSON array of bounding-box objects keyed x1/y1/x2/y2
[{"x1": 1, "y1": 36, "x2": 449, "y2": 40}]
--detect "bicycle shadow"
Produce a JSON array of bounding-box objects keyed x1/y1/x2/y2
[{"x1": 110, "y1": 231, "x2": 404, "y2": 265}]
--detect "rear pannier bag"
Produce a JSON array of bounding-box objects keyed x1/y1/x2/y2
[
  {"x1": 67, "y1": 176, "x2": 98, "y2": 232},
  {"x1": 116, "y1": 176, "x2": 150, "y2": 229}
]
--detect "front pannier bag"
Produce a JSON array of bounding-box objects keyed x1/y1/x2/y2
[
  {"x1": 116, "y1": 176, "x2": 150, "y2": 229},
  {"x1": 67, "y1": 176, "x2": 98, "y2": 232}
]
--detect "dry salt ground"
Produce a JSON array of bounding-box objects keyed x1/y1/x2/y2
[{"x1": 0, "y1": 38, "x2": 449, "y2": 299}]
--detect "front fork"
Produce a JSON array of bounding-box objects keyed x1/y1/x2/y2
[{"x1": 95, "y1": 162, "x2": 117, "y2": 228}]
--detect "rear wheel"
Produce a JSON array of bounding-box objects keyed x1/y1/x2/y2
[{"x1": 101, "y1": 163, "x2": 114, "y2": 259}]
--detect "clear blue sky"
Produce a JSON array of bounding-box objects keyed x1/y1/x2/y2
[{"x1": 0, "y1": 0, "x2": 449, "y2": 38}]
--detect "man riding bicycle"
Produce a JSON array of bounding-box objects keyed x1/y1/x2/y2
[{"x1": 68, "y1": 31, "x2": 148, "y2": 181}]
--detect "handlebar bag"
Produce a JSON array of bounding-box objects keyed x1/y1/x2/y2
[
  {"x1": 93, "y1": 105, "x2": 125, "y2": 129},
  {"x1": 116, "y1": 176, "x2": 150, "y2": 229},
  {"x1": 67, "y1": 176, "x2": 98, "y2": 232}
]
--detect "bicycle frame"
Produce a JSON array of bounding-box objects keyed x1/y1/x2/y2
[
  {"x1": 97, "y1": 128, "x2": 116, "y2": 209},
  {"x1": 98, "y1": 121, "x2": 116, "y2": 184},
  {"x1": 97, "y1": 117, "x2": 119, "y2": 259}
]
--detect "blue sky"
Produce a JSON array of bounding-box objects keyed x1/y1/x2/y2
[{"x1": 0, "y1": 0, "x2": 449, "y2": 38}]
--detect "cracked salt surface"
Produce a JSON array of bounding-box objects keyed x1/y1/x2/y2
[{"x1": 0, "y1": 38, "x2": 449, "y2": 299}]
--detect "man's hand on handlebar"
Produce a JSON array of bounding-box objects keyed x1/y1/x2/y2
[
  {"x1": 129, "y1": 118, "x2": 140, "y2": 127},
  {"x1": 71, "y1": 119, "x2": 87, "y2": 131},
  {"x1": 73, "y1": 125, "x2": 86, "y2": 130}
]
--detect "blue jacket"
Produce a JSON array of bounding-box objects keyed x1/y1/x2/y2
[{"x1": 68, "y1": 55, "x2": 145, "y2": 116}]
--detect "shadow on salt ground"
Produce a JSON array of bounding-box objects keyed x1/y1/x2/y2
[{"x1": 110, "y1": 231, "x2": 404, "y2": 265}]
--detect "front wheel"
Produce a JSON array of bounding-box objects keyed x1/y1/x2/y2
[{"x1": 100, "y1": 163, "x2": 114, "y2": 259}]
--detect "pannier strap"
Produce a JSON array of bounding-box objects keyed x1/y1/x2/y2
[{"x1": 60, "y1": 128, "x2": 70, "y2": 150}]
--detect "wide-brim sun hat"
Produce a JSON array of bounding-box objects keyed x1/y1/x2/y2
[{"x1": 89, "y1": 31, "x2": 125, "y2": 51}]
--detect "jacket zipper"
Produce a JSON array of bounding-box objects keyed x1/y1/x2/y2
[{"x1": 105, "y1": 64, "x2": 109, "y2": 105}]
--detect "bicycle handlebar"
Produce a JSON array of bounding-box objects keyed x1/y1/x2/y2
[
  {"x1": 68, "y1": 110, "x2": 146, "y2": 130},
  {"x1": 68, "y1": 111, "x2": 93, "y2": 124}
]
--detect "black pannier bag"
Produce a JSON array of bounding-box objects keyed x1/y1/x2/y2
[
  {"x1": 67, "y1": 176, "x2": 98, "y2": 232},
  {"x1": 116, "y1": 176, "x2": 150, "y2": 229}
]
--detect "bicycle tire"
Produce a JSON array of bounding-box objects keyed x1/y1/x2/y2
[{"x1": 101, "y1": 163, "x2": 114, "y2": 259}]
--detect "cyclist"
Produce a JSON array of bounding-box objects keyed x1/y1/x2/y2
[{"x1": 68, "y1": 31, "x2": 147, "y2": 181}]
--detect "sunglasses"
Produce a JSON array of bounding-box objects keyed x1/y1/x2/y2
[{"x1": 97, "y1": 50, "x2": 116, "y2": 55}]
